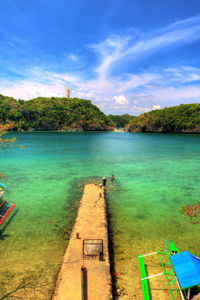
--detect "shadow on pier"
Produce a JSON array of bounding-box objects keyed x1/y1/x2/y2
[{"x1": 105, "y1": 190, "x2": 118, "y2": 300}]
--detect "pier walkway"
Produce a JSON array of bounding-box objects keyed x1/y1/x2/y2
[{"x1": 53, "y1": 183, "x2": 112, "y2": 300}]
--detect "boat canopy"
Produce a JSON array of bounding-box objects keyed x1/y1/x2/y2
[{"x1": 170, "y1": 250, "x2": 200, "y2": 289}]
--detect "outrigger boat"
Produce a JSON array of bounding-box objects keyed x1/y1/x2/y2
[
  {"x1": 0, "y1": 200, "x2": 15, "y2": 225},
  {"x1": 0, "y1": 183, "x2": 15, "y2": 225},
  {"x1": 138, "y1": 240, "x2": 200, "y2": 300}
]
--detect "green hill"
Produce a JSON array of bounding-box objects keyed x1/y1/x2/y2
[
  {"x1": 107, "y1": 114, "x2": 135, "y2": 127},
  {"x1": 126, "y1": 103, "x2": 200, "y2": 133},
  {"x1": 0, "y1": 94, "x2": 114, "y2": 131}
]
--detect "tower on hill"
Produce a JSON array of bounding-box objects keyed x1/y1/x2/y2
[{"x1": 66, "y1": 85, "x2": 70, "y2": 98}]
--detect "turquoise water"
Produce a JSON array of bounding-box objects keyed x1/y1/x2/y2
[{"x1": 0, "y1": 132, "x2": 200, "y2": 299}]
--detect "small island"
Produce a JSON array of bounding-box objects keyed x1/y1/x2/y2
[
  {"x1": 0, "y1": 94, "x2": 114, "y2": 131},
  {"x1": 126, "y1": 103, "x2": 200, "y2": 133}
]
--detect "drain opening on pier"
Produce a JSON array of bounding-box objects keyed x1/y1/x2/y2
[{"x1": 83, "y1": 239, "x2": 104, "y2": 260}]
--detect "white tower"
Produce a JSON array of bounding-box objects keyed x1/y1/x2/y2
[{"x1": 66, "y1": 85, "x2": 70, "y2": 98}]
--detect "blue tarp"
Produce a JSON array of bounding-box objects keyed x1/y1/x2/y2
[{"x1": 170, "y1": 250, "x2": 200, "y2": 289}]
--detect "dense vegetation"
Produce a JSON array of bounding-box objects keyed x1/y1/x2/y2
[
  {"x1": 108, "y1": 114, "x2": 135, "y2": 128},
  {"x1": 0, "y1": 94, "x2": 114, "y2": 131},
  {"x1": 126, "y1": 104, "x2": 200, "y2": 133}
]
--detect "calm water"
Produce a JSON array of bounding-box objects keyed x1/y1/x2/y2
[{"x1": 0, "y1": 132, "x2": 200, "y2": 299}]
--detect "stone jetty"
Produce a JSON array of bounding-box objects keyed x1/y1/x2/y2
[{"x1": 53, "y1": 183, "x2": 112, "y2": 300}]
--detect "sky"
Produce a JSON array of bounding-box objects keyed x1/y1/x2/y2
[{"x1": 0, "y1": 0, "x2": 200, "y2": 115}]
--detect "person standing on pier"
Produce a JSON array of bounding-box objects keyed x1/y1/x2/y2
[{"x1": 102, "y1": 176, "x2": 107, "y2": 187}]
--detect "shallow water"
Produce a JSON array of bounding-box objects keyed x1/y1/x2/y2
[{"x1": 0, "y1": 132, "x2": 200, "y2": 299}]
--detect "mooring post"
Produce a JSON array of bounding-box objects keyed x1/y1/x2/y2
[{"x1": 81, "y1": 266, "x2": 87, "y2": 300}]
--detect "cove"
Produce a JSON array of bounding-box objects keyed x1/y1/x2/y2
[{"x1": 0, "y1": 131, "x2": 200, "y2": 299}]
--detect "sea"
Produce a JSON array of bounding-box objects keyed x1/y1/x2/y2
[{"x1": 0, "y1": 132, "x2": 200, "y2": 299}]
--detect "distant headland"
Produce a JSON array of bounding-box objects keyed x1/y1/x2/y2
[{"x1": 126, "y1": 103, "x2": 200, "y2": 134}]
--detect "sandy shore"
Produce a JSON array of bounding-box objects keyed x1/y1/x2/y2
[{"x1": 52, "y1": 183, "x2": 112, "y2": 300}]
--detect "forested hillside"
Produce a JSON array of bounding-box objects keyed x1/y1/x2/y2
[
  {"x1": 108, "y1": 114, "x2": 135, "y2": 127},
  {"x1": 0, "y1": 94, "x2": 114, "y2": 131},
  {"x1": 126, "y1": 104, "x2": 200, "y2": 133}
]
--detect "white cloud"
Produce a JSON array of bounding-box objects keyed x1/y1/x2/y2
[
  {"x1": 153, "y1": 105, "x2": 161, "y2": 109},
  {"x1": 113, "y1": 95, "x2": 129, "y2": 105},
  {"x1": 90, "y1": 14, "x2": 200, "y2": 79},
  {"x1": 124, "y1": 22, "x2": 200, "y2": 59},
  {"x1": 92, "y1": 36, "x2": 130, "y2": 78},
  {"x1": 129, "y1": 106, "x2": 152, "y2": 115},
  {"x1": 68, "y1": 54, "x2": 79, "y2": 62},
  {"x1": 150, "y1": 86, "x2": 200, "y2": 104},
  {"x1": 0, "y1": 80, "x2": 65, "y2": 100},
  {"x1": 118, "y1": 73, "x2": 160, "y2": 92},
  {"x1": 0, "y1": 65, "x2": 200, "y2": 116}
]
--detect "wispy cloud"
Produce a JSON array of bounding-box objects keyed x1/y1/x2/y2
[
  {"x1": 68, "y1": 54, "x2": 79, "y2": 62},
  {"x1": 164, "y1": 66, "x2": 200, "y2": 83},
  {"x1": 124, "y1": 15, "x2": 200, "y2": 58},
  {"x1": 91, "y1": 36, "x2": 130, "y2": 77},
  {"x1": 91, "y1": 14, "x2": 200, "y2": 77}
]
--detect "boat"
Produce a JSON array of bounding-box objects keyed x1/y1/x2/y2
[
  {"x1": 0, "y1": 200, "x2": 15, "y2": 225},
  {"x1": 0, "y1": 182, "x2": 15, "y2": 225},
  {"x1": 138, "y1": 240, "x2": 200, "y2": 300}
]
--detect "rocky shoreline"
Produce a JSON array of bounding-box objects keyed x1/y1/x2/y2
[
  {"x1": 12, "y1": 125, "x2": 114, "y2": 132},
  {"x1": 126, "y1": 125, "x2": 200, "y2": 133}
]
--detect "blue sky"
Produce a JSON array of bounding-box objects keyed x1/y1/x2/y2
[{"x1": 0, "y1": 0, "x2": 200, "y2": 115}]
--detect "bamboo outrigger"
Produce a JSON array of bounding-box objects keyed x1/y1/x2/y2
[{"x1": 138, "y1": 240, "x2": 200, "y2": 300}]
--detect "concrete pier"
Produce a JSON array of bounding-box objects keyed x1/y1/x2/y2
[{"x1": 53, "y1": 184, "x2": 112, "y2": 300}]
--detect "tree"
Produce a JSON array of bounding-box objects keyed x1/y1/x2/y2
[
  {"x1": 180, "y1": 204, "x2": 200, "y2": 224},
  {"x1": 0, "y1": 94, "x2": 114, "y2": 131},
  {"x1": 0, "y1": 122, "x2": 16, "y2": 151},
  {"x1": 127, "y1": 103, "x2": 200, "y2": 133},
  {"x1": 0, "y1": 122, "x2": 17, "y2": 180}
]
